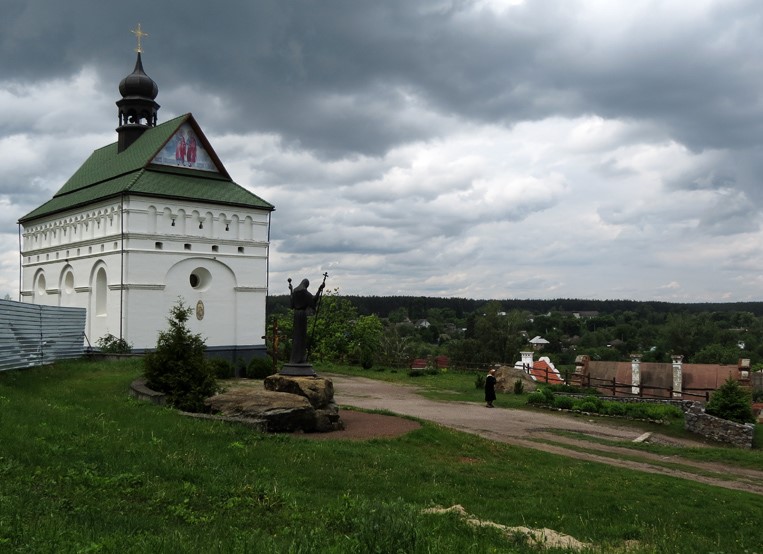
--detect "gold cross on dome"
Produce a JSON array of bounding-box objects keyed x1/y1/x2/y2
[{"x1": 131, "y1": 23, "x2": 148, "y2": 53}]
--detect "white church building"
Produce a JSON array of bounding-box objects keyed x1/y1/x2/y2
[{"x1": 17, "y1": 50, "x2": 274, "y2": 360}]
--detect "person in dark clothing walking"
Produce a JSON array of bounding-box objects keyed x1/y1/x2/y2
[{"x1": 485, "y1": 368, "x2": 497, "y2": 408}]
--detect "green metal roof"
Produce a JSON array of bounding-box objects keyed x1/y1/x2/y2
[{"x1": 19, "y1": 114, "x2": 273, "y2": 223}]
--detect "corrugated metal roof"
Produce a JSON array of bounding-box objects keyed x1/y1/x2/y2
[{"x1": 19, "y1": 114, "x2": 273, "y2": 222}]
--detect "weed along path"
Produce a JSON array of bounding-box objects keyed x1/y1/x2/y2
[{"x1": 325, "y1": 373, "x2": 763, "y2": 496}]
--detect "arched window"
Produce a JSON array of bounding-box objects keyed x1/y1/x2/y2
[
  {"x1": 60, "y1": 267, "x2": 75, "y2": 306},
  {"x1": 95, "y1": 267, "x2": 107, "y2": 317},
  {"x1": 35, "y1": 271, "x2": 47, "y2": 302}
]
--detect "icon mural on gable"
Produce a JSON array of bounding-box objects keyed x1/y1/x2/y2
[{"x1": 152, "y1": 123, "x2": 219, "y2": 172}]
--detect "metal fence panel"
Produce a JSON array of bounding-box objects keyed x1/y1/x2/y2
[{"x1": 0, "y1": 299, "x2": 86, "y2": 371}]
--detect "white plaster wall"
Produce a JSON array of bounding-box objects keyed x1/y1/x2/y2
[
  {"x1": 20, "y1": 194, "x2": 270, "y2": 351},
  {"x1": 20, "y1": 248, "x2": 123, "y2": 344}
]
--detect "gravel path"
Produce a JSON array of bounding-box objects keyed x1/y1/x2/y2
[{"x1": 324, "y1": 373, "x2": 763, "y2": 496}]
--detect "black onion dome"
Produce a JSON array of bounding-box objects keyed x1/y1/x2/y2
[{"x1": 119, "y1": 53, "x2": 158, "y2": 100}]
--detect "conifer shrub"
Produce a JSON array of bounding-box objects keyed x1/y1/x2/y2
[
  {"x1": 143, "y1": 300, "x2": 217, "y2": 412},
  {"x1": 706, "y1": 377, "x2": 755, "y2": 424},
  {"x1": 513, "y1": 379, "x2": 525, "y2": 395},
  {"x1": 474, "y1": 373, "x2": 485, "y2": 389}
]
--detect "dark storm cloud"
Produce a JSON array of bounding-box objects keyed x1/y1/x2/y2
[{"x1": 5, "y1": 1, "x2": 762, "y2": 159}]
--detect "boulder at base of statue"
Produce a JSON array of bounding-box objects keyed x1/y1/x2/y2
[
  {"x1": 205, "y1": 387, "x2": 316, "y2": 433},
  {"x1": 264, "y1": 374, "x2": 343, "y2": 432},
  {"x1": 264, "y1": 374, "x2": 334, "y2": 408}
]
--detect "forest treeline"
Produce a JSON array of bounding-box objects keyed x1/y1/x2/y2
[
  {"x1": 266, "y1": 294, "x2": 763, "y2": 369},
  {"x1": 269, "y1": 295, "x2": 763, "y2": 319}
]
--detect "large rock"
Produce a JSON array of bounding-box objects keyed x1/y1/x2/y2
[
  {"x1": 264, "y1": 375, "x2": 343, "y2": 432},
  {"x1": 206, "y1": 376, "x2": 344, "y2": 433},
  {"x1": 264, "y1": 374, "x2": 335, "y2": 409},
  {"x1": 495, "y1": 366, "x2": 538, "y2": 393},
  {"x1": 205, "y1": 387, "x2": 317, "y2": 433}
]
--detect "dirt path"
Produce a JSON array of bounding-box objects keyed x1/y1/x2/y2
[{"x1": 326, "y1": 373, "x2": 763, "y2": 496}]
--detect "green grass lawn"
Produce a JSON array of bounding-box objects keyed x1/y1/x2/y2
[{"x1": 1, "y1": 359, "x2": 762, "y2": 553}]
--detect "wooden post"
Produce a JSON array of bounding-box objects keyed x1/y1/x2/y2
[{"x1": 272, "y1": 318, "x2": 279, "y2": 371}]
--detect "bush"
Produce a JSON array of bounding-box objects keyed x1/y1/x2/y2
[
  {"x1": 408, "y1": 368, "x2": 425, "y2": 377},
  {"x1": 706, "y1": 377, "x2": 755, "y2": 424},
  {"x1": 208, "y1": 358, "x2": 234, "y2": 379},
  {"x1": 540, "y1": 387, "x2": 555, "y2": 404},
  {"x1": 513, "y1": 379, "x2": 525, "y2": 395},
  {"x1": 624, "y1": 403, "x2": 650, "y2": 420},
  {"x1": 553, "y1": 395, "x2": 574, "y2": 410},
  {"x1": 604, "y1": 402, "x2": 626, "y2": 417},
  {"x1": 96, "y1": 333, "x2": 132, "y2": 354},
  {"x1": 143, "y1": 300, "x2": 217, "y2": 413},
  {"x1": 527, "y1": 392, "x2": 547, "y2": 405},
  {"x1": 248, "y1": 357, "x2": 276, "y2": 379},
  {"x1": 577, "y1": 400, "x2": 599, "y2": 413},
  {"x1": 641, "y1": 403, "x2": 683, "y2": 421},
  {"x1": 583, "y1": 395, "x2": 603, "y2": 411}
]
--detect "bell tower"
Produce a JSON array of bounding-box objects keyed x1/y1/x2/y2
[{"x1": 116, "y1": 24, "x2": 160, "y2": 152}]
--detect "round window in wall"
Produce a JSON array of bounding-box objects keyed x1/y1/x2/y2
[{"x1": 189, "y1": 267, "x2": 212, "y2": 291}]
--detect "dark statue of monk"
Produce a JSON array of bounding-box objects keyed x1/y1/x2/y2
[{"x1": 288, "y1": 277, "x2": 326, "y2": 365}]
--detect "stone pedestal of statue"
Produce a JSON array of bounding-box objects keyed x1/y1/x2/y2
[
  {"x1": 264, "y1": 373, "x2": 342, "y2": 432},
  {"x1": 279, "y1": 362, "x2": 317, "y2": 377},
  {"x1": 203, "y1": 374, "x2": 343, "y2": 433}
]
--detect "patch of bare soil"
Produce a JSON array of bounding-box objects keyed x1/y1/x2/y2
[{"x1": 296, "y1": 410, "x2": 421, "y2": 440}]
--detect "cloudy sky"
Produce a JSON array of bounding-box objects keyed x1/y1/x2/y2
[{"x1": 2, "y1": 0, "x2": 763, "y2": 302}]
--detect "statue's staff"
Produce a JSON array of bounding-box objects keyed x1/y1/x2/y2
[{"x1": 306, "y1": 272, "x2": 328, "y2": 362}]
